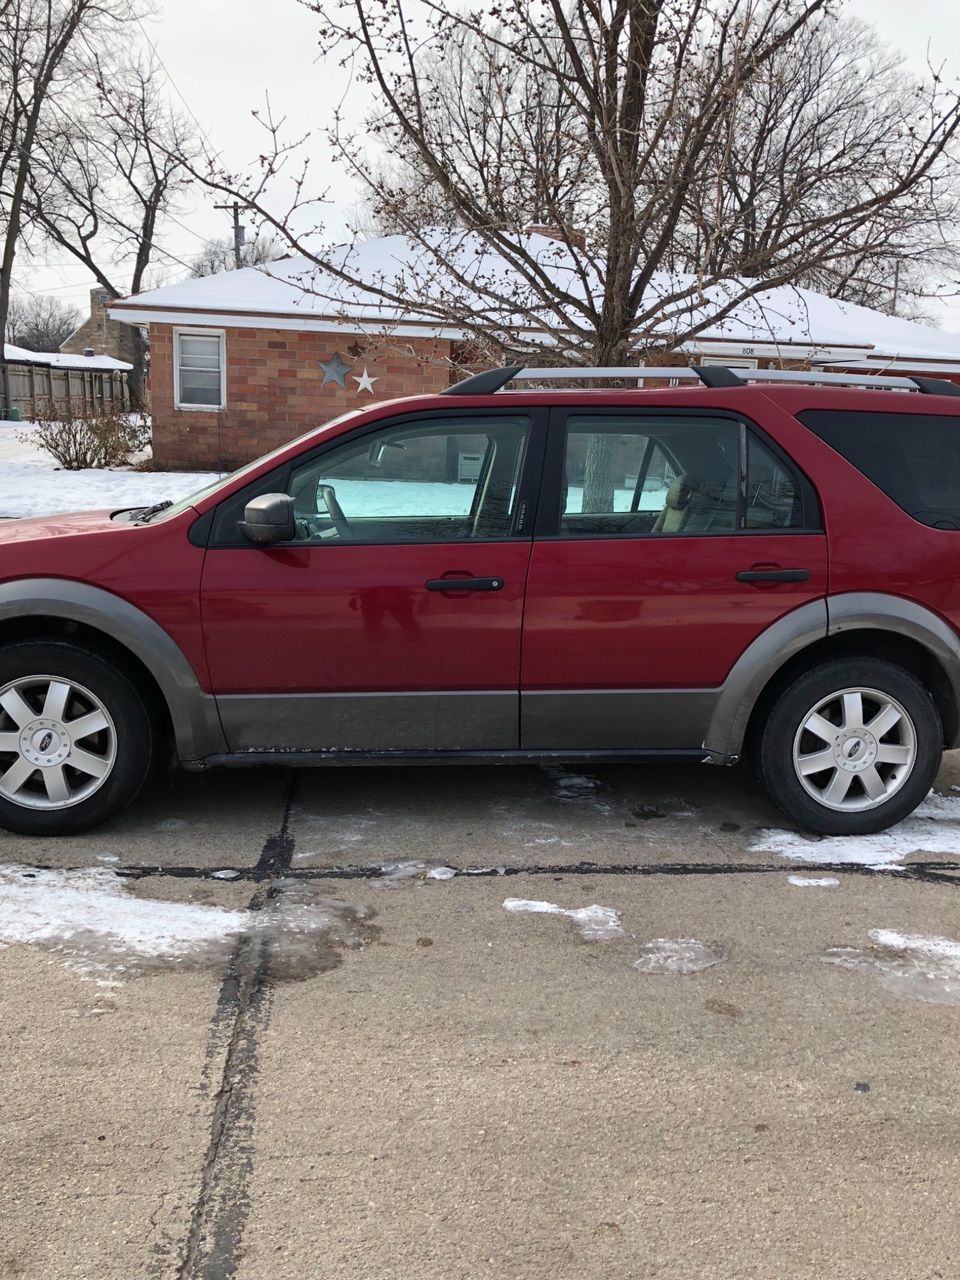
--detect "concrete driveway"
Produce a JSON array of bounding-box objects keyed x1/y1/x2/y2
[{"x1": 1, "y1": 757, "x2": 959, "y2": 1279}]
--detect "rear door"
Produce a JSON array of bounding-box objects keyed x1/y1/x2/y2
[{"x1": 520, "y1": 408, "x2": 828, "y2": 749}]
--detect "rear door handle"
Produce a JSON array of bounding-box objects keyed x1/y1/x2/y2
[
  {"x1": 425, "y1": 577, "x2": 504, "y2": 592},
  {"x1": 736, "y1": 568, "x2": 810, "y2": 583}
]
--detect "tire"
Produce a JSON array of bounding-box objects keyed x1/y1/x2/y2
[
  {"x1": 756, "y1": 657, "x2": 942, "y2": 835},
  {"x1": 0, "y1": 641, "x2": 157, "y2": 836}
]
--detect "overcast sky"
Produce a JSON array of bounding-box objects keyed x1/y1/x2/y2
[{"x1": 23, "y1": 0, "x2": 960, "y2": 331}]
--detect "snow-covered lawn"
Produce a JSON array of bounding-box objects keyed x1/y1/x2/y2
[{"x1": 0, "y1": 423, "x2": 220, "y2": 519}]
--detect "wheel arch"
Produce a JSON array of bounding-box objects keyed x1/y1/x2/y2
[
  {"x1": 0, "y1": 579, "x2": 225, "y2": 761},
  {"x1": 704, "y1": 593, "x2": 960, "y2": 761}
]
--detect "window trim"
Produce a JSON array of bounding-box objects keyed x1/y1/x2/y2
[
  {"x1": 537, "y1": 406, "x2": 821, "y2": 540},
  {"x1": 174, "y1": 327, "x2": 226, "y2": 412}
]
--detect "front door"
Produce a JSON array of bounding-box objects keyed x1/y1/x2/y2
[
  {"x1": 520, "y1": 408, "x2": 828, "y2": 749},
  {"x1": 200, "y1": 410, "x2": 541, "y2": 752}
]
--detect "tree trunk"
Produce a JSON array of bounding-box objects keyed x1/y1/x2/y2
[{"x1": 126, "y1": 326, "x2": 147, "y2": 412}]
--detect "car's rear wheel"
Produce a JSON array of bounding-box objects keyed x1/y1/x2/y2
[
  {"x1": 756, "y1": 658, "x2": 941, "y2": 835},
  {"x1": 0, "y1": 641, "x2": 157, "y2": 836}
]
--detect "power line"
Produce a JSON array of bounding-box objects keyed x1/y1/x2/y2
[
  {"x1": 28, "y1": 245, "x2": 203, "y2": 271},
  {"x1": 164, "y1": 212, "x2": 216, "y2": 246},
  {"x1": 135, "y1": 17, "x2": 221, "y2": 162}
]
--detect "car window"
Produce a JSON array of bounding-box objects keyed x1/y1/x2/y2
[
  {"x1": 560, "y1": 416, "x2": 738, "y2": 536},
  {"x1": 798, "y1": 409, "x2": 960, "y2": 529},
  {"x1": 287, "y1": 415, "x2": 530, "y2": 544},
  {"x1": 745, "y1": 433, "x2": 803, "y2": 529}
]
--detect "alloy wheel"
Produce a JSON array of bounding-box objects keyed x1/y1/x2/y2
[
  {"x1": 0, "y1": 674, "x2": 117, "y2": 810},
  {"x1": 791, "y1": 685, "x2": 917, "y2": 813}
]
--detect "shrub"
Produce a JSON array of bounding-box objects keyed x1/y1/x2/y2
[{"x1": 19, "y1": 402, "x2": 150, "y2": 470}]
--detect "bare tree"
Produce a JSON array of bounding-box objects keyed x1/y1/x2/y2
[
  {"x1": 0, "y1": 0, "x2": 139, "y2": 409},
  {"x1": 667, "y1": 15, "x2": 960, "y2": 319},
  {"x1": 189, "y1": 233, "x2": 285, "y2": 277},
  {"x1": 354, "y1": 23, "x2": 592, "y2": 238},
  {"x1": 5, "y1": 292, "x2": 80, "y2": 350},
  {"x1": 25, "y1": 55, "x2": 199, "y2": 406},
  {"x1": 190, "y1": 0, "x2": 960, "y2": 369}
]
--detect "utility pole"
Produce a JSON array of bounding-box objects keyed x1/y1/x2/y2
[{"x1": 214, "y1": 201, "x2": 246, "y2": 269}]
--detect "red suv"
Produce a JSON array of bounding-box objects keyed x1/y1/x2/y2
[{"x1": 2, "y1": 364, "x2": 960, "y2": 837}]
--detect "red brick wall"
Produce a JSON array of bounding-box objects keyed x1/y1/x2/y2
[{"x1": 148, "y1": 325, "x2": 457, "y2": 470}]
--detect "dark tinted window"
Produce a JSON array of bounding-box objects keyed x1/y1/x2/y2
[
  {"x1": 560, "y1": 415, "x2": 738, "y2": 536},
  {"x1": 799, "y1": 410, "x2": 960, "y2": 529},
  {"x1": 556, "y1": 415, "x2": 810, "y2": 536},
  {"x1": 745, "y1": 433, "x2": 803, "y2": 529}
]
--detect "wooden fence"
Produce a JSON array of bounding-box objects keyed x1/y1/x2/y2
[{"x1": 3, "y1": 359, "x2": 129, "y2": 417}]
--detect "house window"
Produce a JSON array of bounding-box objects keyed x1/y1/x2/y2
[
  {"x1": 700, "y1": 355, "x2": 760, "y2": 369},
  {"x1": 175, "y1": 329, "x2": 225, "y2": 409}
]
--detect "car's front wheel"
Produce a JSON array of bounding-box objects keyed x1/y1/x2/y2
[
  {"x1": 756, "y1": 657, "x2": 942, "y2": 835},
  {"x1": 0, "y1": 641, "x2": 157, "y2": 836}
]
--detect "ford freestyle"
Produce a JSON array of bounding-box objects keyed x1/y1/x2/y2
[{"x1": 2, "y1": 363, "x2": 960, "y2": 837}]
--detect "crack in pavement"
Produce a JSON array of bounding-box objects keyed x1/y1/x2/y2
[
  {"x1": 175, "y1": 778, "x2": 297, "y2": 1280},
  {"x1": 5, "y1": 858, "x2": 958, "y2": 886}
]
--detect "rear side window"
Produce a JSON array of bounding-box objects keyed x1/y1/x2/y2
[
  {"x1": 556, "y1": 414, "x2": 813, "y2": 537},
  {"x1": 745, "y1": 433, "x2": 803, "y2": 529},
  {"x1": 799, "y1": 410, "x2": 960, "y2": 529}
]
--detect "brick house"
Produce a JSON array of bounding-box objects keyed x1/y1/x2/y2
[{"x1": 109, "y1": 231, "x2": 960, "y2": 471}]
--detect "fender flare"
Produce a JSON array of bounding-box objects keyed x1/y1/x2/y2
[
  {"x1": 0, "y1": 578, "x2": 226, "y2": 760},
  {"x1": 703, "y1": 592, "x2": 960, "y2": 760}
]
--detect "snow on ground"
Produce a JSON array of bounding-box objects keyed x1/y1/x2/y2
[
  {"x1": 788, "y1": 875, "x2": 840, "y2": 888},
  {"x1": 0, "y1": 423, "x2": 219, "y2": 519},
  {"x1": 751, "y1": 792, "x2": 960, "y2": 871},
  {"x1": 632, "y1": 938, "x2": 725, "y2": 975},
  {"x1": 0, "y1": 865, "x2": 247, "y2": 981},
  {"x1": 503, "y1": 897, "x2": 625, "y2": 941},
  {"x1": 823, "y1": 928, "x2": 960, "y2": 1006},
  {"x1": 0, "y1": 864, "x2": 372, "y2": 984}
]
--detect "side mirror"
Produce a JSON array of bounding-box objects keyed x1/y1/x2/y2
[{"x1": 238, "y1": 493, "x2": 296, "y2": 545}]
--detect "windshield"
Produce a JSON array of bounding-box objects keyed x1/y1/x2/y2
[{"x1": 140, "y1": 409, "x2": 365, "y2": 522}]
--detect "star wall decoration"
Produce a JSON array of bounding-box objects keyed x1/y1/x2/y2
[
  {"x1": 319, "y1": 352, "x2": 353, "y2": 387},
  {"x1": 353, "y1": 366, "x2": 379, "y2": 395}
]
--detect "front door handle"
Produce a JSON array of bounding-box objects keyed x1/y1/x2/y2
[
  {"x1": 425, "y1": 576, "x2": 504, "y2": 592},
  {"x1": 736, "y1": 568, "x2": 809, "y2": 583}
]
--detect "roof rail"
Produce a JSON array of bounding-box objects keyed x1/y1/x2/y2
[
  {"x1": 691, "y1": 365, "x2": 745, "y2": 388},
  {"x1": 444, "y1": 366, "x2": 524, "y2": 395},
  {"x1": 909, "y1": 375, "x2": 960, "y2": 397},
  {"x1": 442, "y1": 364, "x2": 960, "y2": 396},
  {"x1": 444, "y1": 366, "x2": 703, "y2": 394}
]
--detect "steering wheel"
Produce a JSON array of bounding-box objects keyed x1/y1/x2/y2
[{"x1": 317, "y1": 484, "x2": 353, "y2": 539}]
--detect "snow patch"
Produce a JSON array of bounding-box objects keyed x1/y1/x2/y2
[
  {"x1": 0, "y1": 866, "x2": 247, "y2": 981},
  {"x1": 426, "y1": 866, "x2": 457, "y2": 880},
  {"x1": 211, "y1": 869, "x2": 241, "y2": 880},
  {"x1": 632, "y1": 938, "x2": 725, "y2": 975},
  {"x1": 0, "y1": 425, "x2": 220, "y2": 520},
  {"x1": 752, "y1": 792, "x2": 960, "y2": 870},
  {"x1": 0, "y1": 865, "x2": 372, "y2": 983},
  {"x1": 823, "y1": 928, "x2": 960, "y2": 1005},
  {"x1": 502, "y1": 897, "x2": 624, "y2": 941},
  {"x1": 788, "y1": 875, "x2": 840, "y2": 887}
]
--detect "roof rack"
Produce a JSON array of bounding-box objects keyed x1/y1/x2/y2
[{"x1": 443, "y1": 365, "x2": 960, "y2": 397}]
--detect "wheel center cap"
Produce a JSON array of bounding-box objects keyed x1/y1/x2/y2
[
  {"x1": 834, "y1": 728, "x2": 878, "y2": 772},
  {"x1": 19, "y1": 719, "x2": 71, "y2": 768}
]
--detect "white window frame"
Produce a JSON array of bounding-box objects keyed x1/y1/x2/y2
[
  {"x1": 174, "y1": 327, "x2": 226, "y2": 411},
  {"x1": 700, "y1": 355, "x2": 759, "y2": 369}
]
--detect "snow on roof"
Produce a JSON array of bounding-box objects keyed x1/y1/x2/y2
[
  {"x1": 109, "y1": 229, "x2": 960, "y2": 365},
  {"x1": 3, "y1": 343, "x2": 132, "y2": 371}
]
